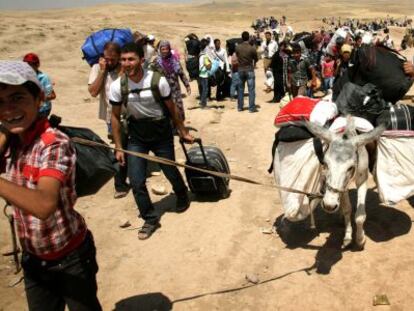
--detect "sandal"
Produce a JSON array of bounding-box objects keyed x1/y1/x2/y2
[{"x1": 138, "y1": 222, "x2": 161, "y2": 240}]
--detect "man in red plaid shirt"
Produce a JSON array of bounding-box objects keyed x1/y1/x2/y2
[{"x1": 0, "y1": 61, "x2": 101, "y2": 311}]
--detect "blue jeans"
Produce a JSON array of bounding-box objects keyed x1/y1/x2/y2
[
  {"x1": 323, "y1": 77, "x2": 334, "y2": 92},
  {"x1": 127, "y1": 121, "x2": 187, "y2": 224},
  {"x1": 230, "y1": 71, "x2": 240, "y2": 98},
  {"x1": 237, "y1": 70, "x2": 256, "y2": 111},
  {"x1": 199, "y1": 77, "x2": 209, "y2": 107}
]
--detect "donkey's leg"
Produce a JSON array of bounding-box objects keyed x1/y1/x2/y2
[
  {"x1": 341, "y1": 191, "x2": 352, "y2": 249},
  {"x1": 355, "y1": 181, "x2": 368, "y2": 248}
]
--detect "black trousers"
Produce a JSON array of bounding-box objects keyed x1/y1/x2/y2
[
  {"x1": 273, "y1": 71, "x2": 285, "y2": 101},
  {"x1": 22, "y1": 232, "x2": 102, "y2": 311}
]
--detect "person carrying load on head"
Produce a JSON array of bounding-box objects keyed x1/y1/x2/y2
[
  {"x1": 88, "y1": 42, "x2": 130, "y2": 199},
  {"x1": 0, "y1": 60, "x2": 101, "y2": 311},
  {"x1": 109, "y1": 43, "x2": 194, "y2": 240}
]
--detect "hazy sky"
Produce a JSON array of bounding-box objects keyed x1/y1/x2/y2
[{"x1": 0, "y1": 0, "x2": 193, "y2": 10}]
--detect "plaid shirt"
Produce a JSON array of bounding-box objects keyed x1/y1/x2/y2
[{"x1": 2, "y1": 119, "x2": 87, "y2": 260}]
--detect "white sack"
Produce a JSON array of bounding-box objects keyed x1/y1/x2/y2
[
  {"x1": 375, "y1": 131, "x2": 414, "y2": 205},
  {"x1": 274, "y1": 138, "x2": 322, "y2": 221},
  {"x1": 265, "y1": 69, "x2": 274, "y2": 88},
  {"x1": 310, "y1": 100, "x2": 338, "y2": 126},
  {"x1": 329, "y1": 116, "x2": 374, "y2": 133}
]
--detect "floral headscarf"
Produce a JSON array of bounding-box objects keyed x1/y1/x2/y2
[{"x1": 157, "y1": 40, "x2": 181, "y2": 75}]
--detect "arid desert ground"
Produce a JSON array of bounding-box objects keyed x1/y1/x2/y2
[{"x1": 1, "y1": 0, "x2": 414, "y2": 310}]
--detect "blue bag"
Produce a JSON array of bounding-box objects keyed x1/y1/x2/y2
[{"x1": 81, "y1": 28, "x2": 134, "y2": 66}]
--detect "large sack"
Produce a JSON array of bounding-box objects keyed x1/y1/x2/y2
[
  {"x1": 375, "y1": 131, "x2": 414, "y2": 205},
  {"x1": 226, "y1": 38, "x2": 243, "y2": 56},
  {"x1": 185, "y1": 57, "x2": 199, "y2": 80},
  {"x1": 81, "y1": 28, "x2": 134, "y2": 66},
  {"x1": 185, "y1": 38, "x2": 201, "y2": 56},
  {"x1": 335, "y1": 82, "x2": 388, "y2": 124},
  {"x1": 333, "y1": 46, "x2": 413, "y2": 103},
  {"x1": 273, "y1": 139, "x2": 322, "y2": 221},
  {"x1": 49, "y1": 115, "x2": 119, "y2": 197}
]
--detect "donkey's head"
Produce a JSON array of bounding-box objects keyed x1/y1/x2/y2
[{"x1": 306, "y1": 119, "x2": 384, "y2": 213}]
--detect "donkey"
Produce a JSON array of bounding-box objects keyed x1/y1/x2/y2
[{"x1": 305, "y1": 119, "x2": 385, "y2": 249}]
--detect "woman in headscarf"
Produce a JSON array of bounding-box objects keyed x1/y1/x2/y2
[{"x1": 154, "y1": 40, "x2": 191, "y2": 121}]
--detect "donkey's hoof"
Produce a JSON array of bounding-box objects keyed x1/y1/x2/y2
[
  {"x1": 354, "y1": 237, "x2": 366, "y2": 251},
  {"x1": 342, "y1": 238, "x2": 352, "y2": 250}
]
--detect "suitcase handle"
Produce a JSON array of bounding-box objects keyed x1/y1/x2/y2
[{"x1": 180, "y1": 138, "x2": 209, "y2": 166}]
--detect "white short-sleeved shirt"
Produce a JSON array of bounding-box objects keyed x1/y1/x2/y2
[
  {"x1": 88, "y1": 64, "x2": 119, "y2": 122},
  {"x1": 109, "y1": 70, "x2": 171, "y2": 120}
]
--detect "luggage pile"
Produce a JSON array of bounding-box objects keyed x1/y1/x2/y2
[{"x1": 272, "y1": 45, "x2": 414, "y2": 216}]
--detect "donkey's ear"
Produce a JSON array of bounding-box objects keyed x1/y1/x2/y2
[
  {"x1": 351, "y1": 124, "x2": 386, "y2": 147},
  {"x1": 305, "y1": 121, "x2": 335, "y2": 143}
]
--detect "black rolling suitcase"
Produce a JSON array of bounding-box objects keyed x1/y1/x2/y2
[{"x1": 180, "y1": 139, "x2": 230, "y2": 199}]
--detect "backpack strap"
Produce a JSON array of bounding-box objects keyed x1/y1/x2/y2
[
  {"x1": 123, "y1": 68, "x2": 170, "y2": 117},
  {"x1": 120, "y1": 73, "x2": 129, "y2": 107},
  {"x1": 150, "y1": 70, "x2": 163, "y2": 105}
]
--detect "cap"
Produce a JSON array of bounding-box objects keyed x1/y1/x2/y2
[
  {"x1": 0, "y1": 61, "x2": 42, "y2": 90},
  {"x1": 23, "y1": 53, "x2": 40, "y2": 65},
  {"x1": 340, "y1": 44, "x2": 352, "y2": 54},
  {"x1": 146, "y1": 34, "x2": 155, "y2": 41}
]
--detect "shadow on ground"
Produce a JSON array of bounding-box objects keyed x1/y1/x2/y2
[
  {"x1": 274, "y1": 189, "x2": 412, "y2": 274},
  {"x1": 114, "y1": 292, "x2": 172, "y2": 311}
]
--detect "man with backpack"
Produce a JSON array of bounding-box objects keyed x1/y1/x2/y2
[
  {"x1": 109, "y1": 43, "x2": 194, "y2": 240},
  {"x1": 88, "y1": 42, "x2": 130, "y2": 199}
]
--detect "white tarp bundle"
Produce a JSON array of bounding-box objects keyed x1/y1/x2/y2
[
  {"x1": 375, "y1": 131, "x2": 414, "y2": 206},
  {"x1": 273, "y1": 138, "x2": 322, "y2": 221}
]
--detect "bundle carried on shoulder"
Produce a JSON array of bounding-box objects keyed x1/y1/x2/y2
[
  {"x1": 49, "y1": 115, "x2": 119, "y2": 197},
  {"x1": 226, "y1": 38, "x2": 243, "y2": 56},
  {"x1": 333, "y1": 45, "x2": 413, "y2": 103},
  {"x1": 81, "y1": 28, "x2": 134, "y2": 66}
]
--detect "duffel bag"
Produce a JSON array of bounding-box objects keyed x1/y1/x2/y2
[{"x1": 81, "y1": 28, "x2": 134, "y2": 66}]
